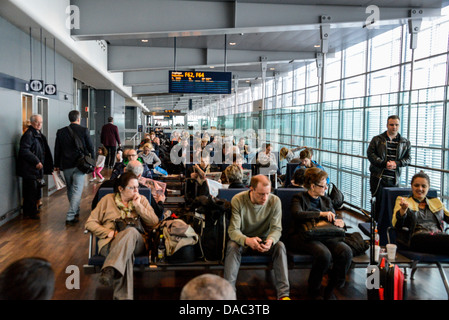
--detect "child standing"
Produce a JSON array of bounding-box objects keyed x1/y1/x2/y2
[{"x1": 90, "y1": 146, "x2": 107, "y2": 182}]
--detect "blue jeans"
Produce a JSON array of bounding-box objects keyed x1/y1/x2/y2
[{"x1": 62, "y1": 167, "x2": 85, "y2": 221}]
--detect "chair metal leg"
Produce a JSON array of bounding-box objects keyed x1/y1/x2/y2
[
  {"x1": 410, "y1": 261, "x2": 418, "y2": 280},
  {"x1": 436, "y1": 262, "x2": 449, "y2": 300}
]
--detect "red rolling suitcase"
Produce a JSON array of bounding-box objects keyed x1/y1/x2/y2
[
  {"x1": 378, "y1": 257, "x2": 406, "y2": 300},
  {"x1": 366, "y1": 200, "x2": 406, "y2": 300}
]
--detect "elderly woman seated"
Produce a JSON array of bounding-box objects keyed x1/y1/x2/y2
[
  {"x1": 85, "y1": 172, "x2": 159, "y2": 300},
  {"x1": 393, "y1": 171, "x2": 449, "y2": 255}
]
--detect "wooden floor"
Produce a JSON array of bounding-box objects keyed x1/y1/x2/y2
[{"x1": 1, "y1": 168, "x2": 448, "y2": 301}]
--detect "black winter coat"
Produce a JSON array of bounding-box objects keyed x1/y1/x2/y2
[
  {"x1": 17, "y1": 126, "x2": 54, "y2": 180},
  {"x1": 367, "y1": 131, "x2": 411, "y2": 180},
  {"x1": 54, "y1": 123, "x2": 94, "y2": 170}
]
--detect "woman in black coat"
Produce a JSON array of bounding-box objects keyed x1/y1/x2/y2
[
  {"x1": 17, "y1": 115, "x2": 53, "y2": 219},
  {"x1": 288, "y1": 167, "x2": 352, "y2": 300}
]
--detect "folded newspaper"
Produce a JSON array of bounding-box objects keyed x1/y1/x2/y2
[{"x1": 139, "y1": 177, "x2": 166, "y2": 198}]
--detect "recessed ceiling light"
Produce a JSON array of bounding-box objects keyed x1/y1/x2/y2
[
  {"x1": 314, "y1": 44, "x2": 320, "y2": 48},
  {"x1": 229, "y1": 42, "x2": 236, "y2": 46},
  {"x1": 141, "y1": 39, "x2": 149, "y2": 43},
  {"x1": 210, "y1": 66, "x2": 215, "y2": 68},
  {"x1": 270, "y1": 67, "x2": 275, "y2": 70}
]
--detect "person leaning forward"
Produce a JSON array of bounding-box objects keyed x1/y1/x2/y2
[{"x1": 223, "y1": 175, "x2": 290, "y2": 300}]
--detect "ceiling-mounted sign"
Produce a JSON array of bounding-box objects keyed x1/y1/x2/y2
[
  {"x1": 29, "y1": 79, "x2": 44, "y2": 92},
  {"x1": 169, "y1": 70, "x2": 232, "y2": 94},
  {"x1": 44, "y1": 84, "x2": 57, "y2": 95},
  {"x1": 164, "y1": 109, "x2": 181, "y2": 113}
]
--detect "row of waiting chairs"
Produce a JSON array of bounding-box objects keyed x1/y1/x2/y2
[{"x1": 84, "y1": 187, "x2": 313, "y2": 273}]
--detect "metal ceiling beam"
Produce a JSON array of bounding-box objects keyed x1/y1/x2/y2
[
  {"x1": 109, "y1": 46, "x2": 315, "y2": 72},
  {"x1": 71, "y1": 0, "x2": 442, "y2": 40}
]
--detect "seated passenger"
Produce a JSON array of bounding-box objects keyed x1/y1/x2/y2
[
  {"x1": 237, "y1": 137, "x2": 250, "y2": 161},
  {"x1": 288, "y1": 167, "x2": 352, "y2": 300},
  {"x1": 149, "y1": 131, "x2": 160, "y2": 156},
  {"x1": 138, "y1": 133, "x2": 151, "y2": 149},
  {"x1": 85, "y1": 172, "x2": 159, "y2": 300},
  {"x1": 187, "y1": 154, "x2": 221, "y2": 184},
  {"x1": 224, "y1": 175, "x2": 290, "y2": 300},
  {"x1": 279, "y1": 145, "x2": 307, "y2": 163},
  {"x1": 111, "y1": 148, "x2": 151, "y2": 180},
  {"x1": 91, "y1": 160, "x2": 165, "y2": 219},
  {"x1": 186, "y1": 155, "x2": 221, "y2": 198},
  {"x1": 294, "y1": 148, "x2": 329, "y2": 184},
  {"x1": 286, "y1": 168, "x2": 306, "y2": 188},
  {"x1": 224, "y1": 164, "x2": 247, "y2": 189},
  {"x1": 393, "y1": 171, "x2": 449, "y2": 255},
  {"x1": 139, "y1": 143, "x2": 161, "y2": 169},
  {"x1": 257, "y1": 143, "x2": 278, "y2": 171}
]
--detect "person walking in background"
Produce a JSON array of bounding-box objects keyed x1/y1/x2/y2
[
  {"x1": 90, "y1": 146, "x2": 107, "y2": 183},
  {"x1": 101, "y1": 116, "x2": 121, "y2": 168},
  {"x1": 17, "y1": 114, "x2": 53, "y2": 220},
  {"x1": 54, "y1": 110, "x2": 94, "y2": 226}
]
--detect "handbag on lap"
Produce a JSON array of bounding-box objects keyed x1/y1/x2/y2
[{"x1": 300, "y1": 220, "x2": 345, "y2": 241}]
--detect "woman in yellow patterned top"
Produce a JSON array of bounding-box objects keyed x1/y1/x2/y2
[{"x1": 393, "y1": 171, "x2": 449, "y2": 254}]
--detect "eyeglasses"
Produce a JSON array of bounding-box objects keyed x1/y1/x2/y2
[
  {"x1": 128, "y1": 154, "x2": 137, "y2": 157},
  {"x1": 125, "y1": 186, "x2": 139, "y2": 191},
  {"x1": 314, "y1": 183, "x2": 328, "y2": 189}
]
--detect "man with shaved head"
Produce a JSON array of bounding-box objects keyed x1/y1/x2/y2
[{"x1": 224, "y1": 175, "x2": 290, "y2": 300}]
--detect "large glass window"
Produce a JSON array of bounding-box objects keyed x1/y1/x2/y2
[{"x1": 197, "y1": 12, "x2": 449, "y2": 210}]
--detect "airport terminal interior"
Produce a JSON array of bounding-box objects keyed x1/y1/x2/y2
[{"x1": 1, "y1": 0, "x2": 449, "y2": 302}]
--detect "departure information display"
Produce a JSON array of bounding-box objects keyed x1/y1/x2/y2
[{"x1": 169, "y1": 70, "x2": 232, "y2": 94}]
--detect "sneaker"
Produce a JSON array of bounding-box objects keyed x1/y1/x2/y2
[
  {"x1": 89, "y1": 178, "x2": 97, "y2": 182},
  {"x1": 279, "y1": 296, "x2": 291, "y2": 300},
  {"x1": 65, "y1": 217, "x2": 79, "y2": 226},
  {"x1": 99, "y1": 178, "x2": 105, "y2": 182},
  {"x1": 99, "y1": 267, "x2": 115, "y2": 287}
]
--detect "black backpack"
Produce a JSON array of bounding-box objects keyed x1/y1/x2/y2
[
  {"x1": 184, "y1": 178, "x2": 210, "y2": 205},
  {"x1": 187, "y1": 195, "x2": 231, "y2": 262}
]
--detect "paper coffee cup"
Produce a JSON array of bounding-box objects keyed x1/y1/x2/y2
[{"x1": 386, "y1": 244, "x2": 397, "y2": 260}]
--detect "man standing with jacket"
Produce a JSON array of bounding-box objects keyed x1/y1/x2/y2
[
  {"x1": 54, "y1": 110, "x2": 94, "y2": 226},
  {"x1": 367, "y1": 115, "x2": 411, "y2": 221},
  {"x1": 101, "y1": 116, "x2": 121, "y2": 168},
  {"x1": 17, "y1": 114, "x2": 53, "y2": 219}
]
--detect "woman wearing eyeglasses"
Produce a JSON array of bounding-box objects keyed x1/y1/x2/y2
[
  {"x1": 392, "y1": 171, "x2": 449, "y2": 255},
  {"x1": 288, "y1": 167, "x2": 352, "y2": 300},
  {"x1": 85, "y1": 171, "x2": 159, "y2": 300}
]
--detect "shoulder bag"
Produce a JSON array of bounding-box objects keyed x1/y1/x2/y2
[
  {"x1": 67, "y1": 125, "x2": 95, "y2": 174},
  {"x1": 328, "y1": 183, "x2": 345, "y2": 209},
  {"x1": 300, "y1": 220, "x2": 345, "y2": 241}
]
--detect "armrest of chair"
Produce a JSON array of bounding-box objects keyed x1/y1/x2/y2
[{"x1": 84, "y1": 229, "x2": 94, "y2": 260}]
